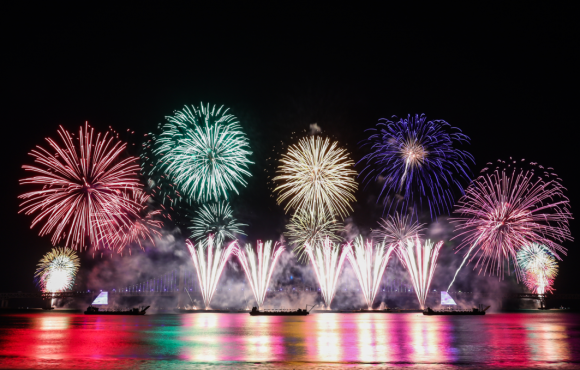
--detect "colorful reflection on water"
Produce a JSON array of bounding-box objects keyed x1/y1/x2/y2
[{"x1": 0, "y1": 312, "x2": 579, "y2": 369}]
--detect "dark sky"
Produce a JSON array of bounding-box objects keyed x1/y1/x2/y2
[{"x1": 1, "y1": 4, "x2": 577, "y2": 293}]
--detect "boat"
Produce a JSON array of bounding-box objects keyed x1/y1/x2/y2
[
  {"x1": 84, "y1": 305, "x2": 150, "y2": 315},
  {"x1": 381, "y1": 308, "x2": 423, "y2": 313},
  {"x1": 423, "y1": 305, "x2": 490, "y2": 316},
  {"x1": 249, "y1": 305, "x2": 316, "y2": 316}
]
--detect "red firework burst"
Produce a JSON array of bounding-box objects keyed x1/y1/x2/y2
[
  {"x1": 19, "y1": 123, "x2": 142, "y2": 250},
  {"x1": 451, "y1": 159, "x2": 573, "y2": 277},
  {"x1": 102, "y1": 189, "x2": 164, "y2": 254}
]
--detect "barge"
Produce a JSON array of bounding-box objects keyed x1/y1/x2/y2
[
  {"x1": 249, "y1": 305, "x2": 315, "y2": 316},
  {"x1": 84, "y1": 305, "x2": 149, "y2": 315},
  {"x1": 423, "y1": 305, "x2": 490, "y2": 316}
]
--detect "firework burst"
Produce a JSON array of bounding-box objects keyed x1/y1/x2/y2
[
  {"x1": 35, "y1": 247, "x2": 80, "y2": 293},
  {"x1": 285, "y1": 208, "x2": 343, "y2": 262},
  {"x1": 150, "y1": 104, "x2": 253, "y2": 203},
  {"x1": 274, "y1": 136, "x2": 357, "y2": 218},
  {"x1": 396, "y1": 238, "x2": 444, "y2": 309},
  {"x1": 372, "y1": 214, "x2": 426, "y2": 248},
  {"x1": 359, "y1": 114, "x2": 473, "y2": 218},
  {"x1": 305, "y1": 237, "x2": 349, "y2": 309},
  {"x1": 517, "y1": 243, "x2": 558, "y2": 294},
  {"x1": 347, "y1": 237, "x2": 395, "y2": 309},
  {"x1": 235, "y1": 240, "x2": 285, "y2": 309},
  {"x1": 186, "y1": 235, "x2": 238, "y2": 309},
  {"x1": 448, "y1": 159, "x2": 572, "y2": 289},
  {"x1": 19, "y1": 123, "x2": 142, "y2": 250},
  {"x1": 189, "y1": 201, "x2": 246, "y2": 246},
  {"x1": 102, "y1": 189, "x2": 164, "y2": 254}
]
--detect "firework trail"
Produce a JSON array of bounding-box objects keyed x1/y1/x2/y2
[
  {"x1": 186, "y1": 235, "x2": 238, "y2": 309},
  {"x1": 359, "y1": 114, "x2": 473, "y2": 219},
  {"x1": 19, "y1": 123, "x2": 142, "y2": 250},
  {"x1": 305, "y1": 237, "x2": 349, "y2": 309},
  {"x1": 103, "y1": 189, "x2": 164, "y2": 254},
  {"x1": 189, "y1": 201, "x2": 246, "y2": 246},
  {"x1": 396, "y1": 238, "x2": 444, "y2": 309},
  {"x1": 235, "y1": 240, "x2": 285, "y2": 309},
  {"x1": 274, "y1": 136, "x2": 357, "y2": 218},
  {"x1": 372, "y1": 214, "x2": 426, "y2": 247},
  {"x1": 285, "y1": 208, "x2": 343, "y2": 262},
  {"x1": 141, "y1": 136, "x2": 184, "y2": 208},
  {"x1": 347, "y1": 237, "x2": 396, "y2": 309},
  {"x1": 448, "y1": 159, "x2": 572, "y2": 290},
  {"x1": 35, "y1": 247, "x2": 80, "y2": 293},
  {"x1": 517, "y1": 243, "x2": 558, "y2": 294},
  {"x1": 150, "y1": 104, "x2": 253, "y2": 203}
]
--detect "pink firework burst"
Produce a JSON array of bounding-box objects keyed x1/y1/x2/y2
[
  {"x1": 101, "y1": 189, "x2": 164, "y2": 254},
  {"x1": 451, "y1": 159, "x2": 572, "y2": 278},
  {"x1": 19, "y1": 123, "x2": 142, "y2": 250}
]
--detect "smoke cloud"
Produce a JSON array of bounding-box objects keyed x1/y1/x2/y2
[{"x1": 62, "y1": 213, "x2": 526, "y2": 312}]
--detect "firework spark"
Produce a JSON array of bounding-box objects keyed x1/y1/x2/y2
[
  {"x1": 151, "y1": 104, "x2": 253, "y2": 203},
  {"x1": 517, "y1": 243, "x2": 558, "y2": 294},
  {"x1": 103, "y1": 189, "x2": 164, "y2": 254},
  {"x1": 274, "y1": 136, "x2": 357, "y2": 218},
  {"x1": 396, "y1": 238, "x2": 443, "y2": 309},
  {"x1": 359, "y1": 114, "x2": 473, "y2": 218},
  {"x1": 372, "y1": 214, "x2": 425, "y2": 248},
  {"x1": 189, "y1": 201, "x2": 246, "y2": 246},
  {"x1": 347, "y1": 237, "x2": 395, "y2": 309},
  {"x1": 305, "y1": 237, "x2": 349, "y2": 309},
  {"x1": 186, "y1": 235, "x2": 238, "y2": 309},
  {"x1": 19, "y1": 123, "x2": 142, "y2": 250},
  {"x1": 448, "y1": 160, "x2": 572, "y2": 290},
  {"x1": 285, "y1": 208, "x2": 343, "y2": 262},
  {"x1": 235, "y1": 240, "x2": 285, "y2": 309},
  {"x1": 35, "y1": 247, "x2": 80, "y2": 293}
]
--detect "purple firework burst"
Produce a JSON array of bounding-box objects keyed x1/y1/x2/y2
[{"x1": 358, "y1": 114, "x2": 474, "y2": 219}]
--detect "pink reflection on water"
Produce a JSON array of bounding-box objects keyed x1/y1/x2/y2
[
  {"x1": 526, "y1": 319, "x2": 572, "y2": 363},
  {"x1": 32, "y1": 314, "x2": 73, "y2": 361},
  {"x1": 303, "y1": 313, "x2": 460, "y2": 363},
  {"x1": 0, "y1": 314, "x2": 141, "y2": 368},
  {"x1": 355, "y1": 313, "x2": 393, "y2": 363},
  {"x1": 0, "y1": 311, "x2": 577, "y2": 368},
  {"x1": 487, "y1": 314, "x2": 535, "y2": 367},
  {"x1": 241, "y1": 315, "x2": 286, "y2": 361},
  {"x1": 308, "y1": 314, "x2": 346, "y2": 362},
  {"x1": 178, "y1": 313, "x2": 288, "y2": 362},
  {"x1": 406, "y1": 314, "x2": 457, "y2": 363},
  {"x1": 179, "y1": 313, "x2": 231, "y2": 362}
]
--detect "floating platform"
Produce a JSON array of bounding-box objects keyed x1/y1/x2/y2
[
  {"x1": 249, "y1": 305, "x2": 317, "y2": 316},
  {"x1": 423, "y1": 306, "x2": 490, "y2": 316},
  {"x1": 249, "y1": 307, "x2": 309, "y2": 316},
  {"x1": 84, "y1": 305, "x2": 149, "y2": 315}
]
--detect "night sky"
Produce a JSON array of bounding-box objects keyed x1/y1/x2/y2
[{"x1": 1, "y1": 5, "x2": 577, "y2": 294}]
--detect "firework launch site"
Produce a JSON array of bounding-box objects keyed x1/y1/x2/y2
[
  {"x1": 6, "y1": 111, "x2": 573, "y2": 314},
  {"x1": 2, "y1": 4, "x2": 579, "y2": 369}
]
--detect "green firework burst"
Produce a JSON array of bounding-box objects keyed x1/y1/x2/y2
[
  {"x1": 148, "y1": 104, "x2": 253, "y2": 203},
  {"x1": 189, "y1": 201, "x2": 247, "y2": 245}
]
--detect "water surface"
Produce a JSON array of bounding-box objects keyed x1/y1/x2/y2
[{"x1": 0, "y1": 311, "x2": 579, "y2": 369}]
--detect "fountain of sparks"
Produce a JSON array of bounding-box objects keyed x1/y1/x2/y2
[
  {"x1": 347, "y1": 236, "x2": 396, "y2": 310},
  {"x1": 186, "y1": 235, "x2": 238, "y2": 309},
  {"x1": 305, "y1": 237, "x2": 349, "y2": 309},
  {"x1": 235, "y1": 240, "x2": 285, "y2": 309},
  {"x1": 396, "y1": 238, "x2": 443, "y2": 309}
]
